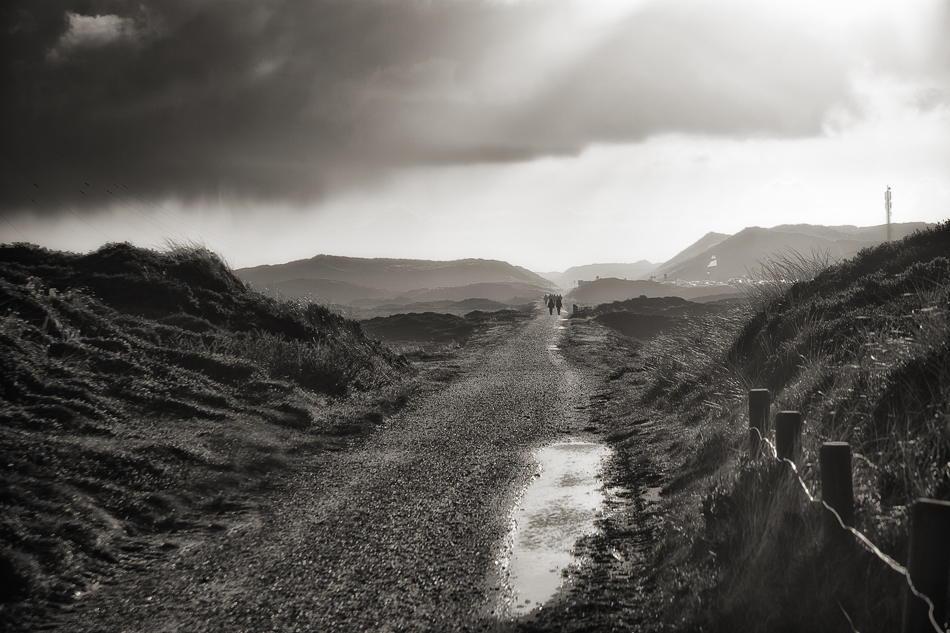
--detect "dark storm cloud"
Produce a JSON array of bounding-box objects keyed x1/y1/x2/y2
[{"x1": 0, "y1": 0, "x2": 857, "y2": 214}]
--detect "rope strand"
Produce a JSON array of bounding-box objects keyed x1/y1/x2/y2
[{"x1": 747, "y1": 426, "x2": 946, "y2": 632}]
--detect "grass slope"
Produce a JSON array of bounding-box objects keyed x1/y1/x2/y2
[
  {"x1": 635, "y1": 221, "x2": 950, "y2": 631},
  {"x1": 568, "y1": 279, "x2": 738, "y2": 305},
  {"x1": 0, "y1": 242, "x2": 413, "y2": 626},
  {"x1": 362, "y1": 308, "x2": 530, "y2": 344},
  {"x1": 576, "y1": 296, "x2": 740, "y2": 340}
]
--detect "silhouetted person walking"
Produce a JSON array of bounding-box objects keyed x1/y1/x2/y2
[
  {"x1": 555, "y1": 295, "x2": 562, "y2": 315},
  {"x1": 547, "y1": 295, "x2": 555, "y2": 315}
]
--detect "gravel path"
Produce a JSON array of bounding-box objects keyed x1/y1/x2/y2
[{"x1": 48, "y1": 311, "x2": 598, "y2": 632}]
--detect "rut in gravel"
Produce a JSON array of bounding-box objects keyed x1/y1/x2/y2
[{"x1": 51, "y1": 312, "x2": 595, "y2": 632}]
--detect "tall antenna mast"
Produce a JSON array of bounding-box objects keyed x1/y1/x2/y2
[{"x1": 885, "y1": 186, "x2": 892, "y2": 242}]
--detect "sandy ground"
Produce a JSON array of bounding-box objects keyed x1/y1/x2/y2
[{"x1": 34, "y1": 312, "x2": 610, "y2": 632}]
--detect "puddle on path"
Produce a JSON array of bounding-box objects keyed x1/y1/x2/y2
[{"x1": 500, "y1": 441, "x2": 609, "y2": 615}]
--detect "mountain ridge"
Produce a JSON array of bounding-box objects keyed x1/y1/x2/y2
[
  {"x1": 236, "y1": 254, "x2": 555, "y2": 303},
  {"x1": 654, "y1": 222, "x2": 932, "y2": 282},
  {"x1": 537, "y1": 261, "x2": 658, "y2": 289}
]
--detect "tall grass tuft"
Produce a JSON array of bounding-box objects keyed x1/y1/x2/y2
[{"x1": 742, "y1": 247, "x2": 837, "y2": 308}]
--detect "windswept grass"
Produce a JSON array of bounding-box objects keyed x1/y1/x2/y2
[
  {"x1": 742, "y1": 246, "x2": 837, "y2": 307},
  {"x1": 0, "y1": 242, "x2": 414, "y2": 622},
  {"x1": 635, "y1": 222, "x2": 950, "y2": 632}
]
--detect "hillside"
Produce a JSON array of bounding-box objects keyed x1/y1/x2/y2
[
  {"x1": 614, "y1": 220, "x2": 950, "y2": 632},
  {"x1": 652, "y1": 231, "x2": 729, "y2": 277},
  {"x1": 575, "y1": 295, "x2": 739, "y2": 340},
  {"x1": 0, "y1": 242, "x2": 413, "y2": 623},
  {"x1": 250, "y1": 275, "x2": 548, "y2": 307},
  {"x1": 396, "y1": 281, "x2": 547, "y2": 303},
  {"x1": 253, "y1": 278, "x2": 391, "y2": 304},
  {"x1": 653, "y1": 222, "x2": 932, "y2": 281},
  {"x1": 361, "y1": 309, "x2": 528, "y2": 344},
  {"x1": 235, "y1": 255, "x2": 554, "y2": 302},
  {"x1": 536, "y1": 261, "x2": 657, "y2": 289},
  {"x1": 567, "y1": 278, "x2": 738, "y2": 305}
]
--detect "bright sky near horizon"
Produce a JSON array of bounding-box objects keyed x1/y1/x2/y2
[{"x1": 1, "y1": 0, "x2": 947, "y2": 272}]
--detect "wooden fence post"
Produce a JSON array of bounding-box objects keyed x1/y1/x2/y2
[
  {"x1": 901, "y1": 498, "x2": 950, "y2": 633},
  {"x1": 819, "y1": 442, "x2": 854, "y2": 537},
  {"x1": 748, "y1": 389, "x2": 770, "y2": 458},
  {"x1": 775, "y1": 411, "x2": 802, "y2": 463}
]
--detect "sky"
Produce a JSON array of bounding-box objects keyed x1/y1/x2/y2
[{"x1": 1, "y1": 0, "x2": 948, "y2": 273}]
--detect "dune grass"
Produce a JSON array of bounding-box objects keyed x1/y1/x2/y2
[
  {"x1": 0, "y1": 242, "x2": 415, "y2": 621},
  {"x1": 633, "y1": 222, "x2": 950, "y2": 632}
]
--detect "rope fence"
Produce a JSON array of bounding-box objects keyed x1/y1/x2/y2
[{"x1": 745, "y1": 389, "x2": 950, "y2": 633}]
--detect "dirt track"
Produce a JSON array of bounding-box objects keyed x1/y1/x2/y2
[{"x1": 42, "y1": 311, "x2": 601, "y2": 632}]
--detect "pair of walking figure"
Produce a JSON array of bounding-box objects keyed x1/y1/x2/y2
[{"x1": 546, "y1": 294, "x2": 563, "y2": 315}]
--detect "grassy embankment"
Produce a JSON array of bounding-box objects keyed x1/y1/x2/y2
[
  {"x1": 574, "y1": 295, "x2": 739, "y2": 340},
  {"x1": 0, "y1": 242, "x2": 431, "y2": 624},
  {"x1": 362, "y1": 308, "x2": 532, "y2": 346},
  {"x1": 624, "y1": 221, "x2": 950, "y2": 631}
]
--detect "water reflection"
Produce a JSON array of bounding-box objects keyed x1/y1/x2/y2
[{"x1": 503, "y1": 441, "x2": 608, "y2": 613}]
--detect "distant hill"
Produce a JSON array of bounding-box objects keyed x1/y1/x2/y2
[
  {"x1": 399, "y1": 281, "x2": 549, "y2": 303},
  {"x1": 337, "y1": 297, "x2": 537, "y2": 320},
  {"x1": 354, "y1": 297, "x2": 527, "y2": 319},
  {"x1": 361, "y1": 312, "x2": 477, "y2": 343},
  {"x1": 651, "y1": 232, "x2": 729, "y2": 279},
  {"x1": 254, "y1": 278, "x2": 391, "y2": 304},
  {"x1": 236, "y1": 255, "x2": 554, "y2": 303},
  {"x1": 653, "y1": 223, "x2": 932, "y2": 282},
  {"x1": 360, "y1": 309, "x2": 528, "y2": 343},
  {"x1": 257, "y1": 279, "x2": 546, "y2": 313},
  {"x1": 583, "y1": 295, "x2": 739, "y2": 340},
  {"x1": 567, "y1": 278, "x2": 739, "y2": 305},
  {"x1": 537, "y1": 261, "x2": 657, "y2": 289},
  {"x1": 660, "y1": 227, "x2": 840, "y2": 282}
]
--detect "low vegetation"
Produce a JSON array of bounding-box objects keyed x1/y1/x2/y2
[
  {"x1": 0, "y1": 242, "x2": 416, "y2": 623},
  {"x1": 575, "y1": 295, "x2": 738, "y2": 340},
  {"x1": 631, "y1": 221, "x2": 950, "y2": 631},
  {"x1": 361, "y1": 308, "x2": 531, "y2": 344}
]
